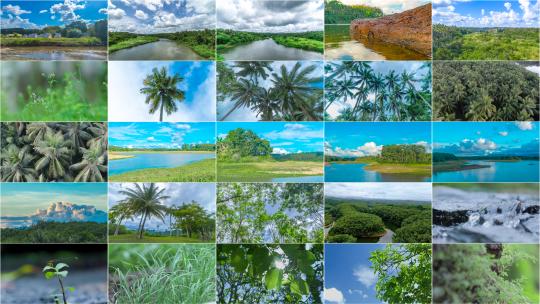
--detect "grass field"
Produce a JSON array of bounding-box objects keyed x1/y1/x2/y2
[
  {"x1": 109, "y1": 234, "x2": 206, "y2": 243},
  {"x1": 363, "y1": 163, "x2": 432, "y2": 175},
  {"x1": 217, "y1": 160, "x2": 323, "y2": 182},
  {"x1": 109, "y1": 158, "x2": 216, "y2": 182},
  {"x1": 108, "y1": 36, "x2": 159, "y2": 52},
  {"x1": 1, "y1": 37, "x2": 103, "y2": 47}
]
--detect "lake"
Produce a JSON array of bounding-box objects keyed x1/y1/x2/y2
[
  {"x1": 109, "y1": 39, "x2": 203, "y2": 60},
  {"x1": 109, "y1": 152, "x2": 214, "y2": 175},
  {"x1": 0, "y1": 46, "x2": 107, "y2": 60},
  {"x1": 221, "y1": 38, "x2": 323, "y2": 60},
  {"x1": 433, "y1": 160, "x2": 540, "y2": 182},
  {"x1": 272, "y1": 175, "x2": 324, "y2": 182},
  {"x1": 325, "y1": 163, "x2": 431, "y2": 182},
  {"x1": 325, "y1": 24, "x2": 429, "y2": 60}
]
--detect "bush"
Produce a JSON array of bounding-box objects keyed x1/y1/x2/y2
[
  {"x1": 393, "y1": 219, "x2": 431, "y2": 243},
  {"x1": 331, "y1": 213, "x2": 385, "y2": 238},
  {"x1": 326, "y1": 234, "x2": 357, "y2": 243}
]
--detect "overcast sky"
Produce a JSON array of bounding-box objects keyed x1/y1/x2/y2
[
  {"x1": 325, "y1": 183, "x2": 432, "y2": 202},
  {"x1": 218, "y1": 0, "x2": 323, "y2": 32}
]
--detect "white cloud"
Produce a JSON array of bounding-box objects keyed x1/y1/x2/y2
[
  {"x1": 499, "y1": 131, "x2": 508, "y2": 136},
  {"x1": 2, "y1": 4, "x2": 31, "y2": 15},
  {"x1": 326, "y1": 141, "x2": 383, "y2": 157},
  {"x1": 108, "y1": 7, "x2": 126, "y2": 19},
  {"x1": 135, "y1": 9, "x2": 148, "y2": 20},
  {"x1": 272, "y1": 147, "x2": 290, "y2": 154},
  {"x1": 481, "y1": 8, "x2": 485, "y2": 15},
  {"x1": 50, "y1": 0, "x2": 86, "y2": 22},
  {"x1": 353, "y1": 265, "x2": 377, "y2": 287},
  {"x1": 324, "y1": 288, "x2": 345, "y2": 304},
  {"x1": 264, "y1": 123, "x2": 323, "y2": 141},
  {"x1": 516, "y1": 121, "x2": 534, "y2": 130},
  {"x1": 39, "y1": 9, "x2": 48, "y2": 14},
  {"x1": 147, "y1": 136, "x2": 156, "y2": 141},
  {"x1": 325, "y1": 182, "x2": 432, "y2": 202},
  {"x1": 504, "y1": 2, "x2": 512, "y2": 10}
]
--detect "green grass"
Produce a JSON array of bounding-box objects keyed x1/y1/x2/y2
[
  {"x1": 459, "y1": 31, "x2": 539, "y2": 60},
  {"x1": 0, "y1": 37, "x2": 103, "y2": 47},
  {"x1": 363, "y1": 162, "x2": 432, "y2": 175},
  {"x1": 273, "y1": 36, "x2": 324, "y2": 53},
  {"x1": 109, "y1": 159, "x2": 216, "y2": 182},
  {"x1": 108, "y1": 36, "x2": 159, "y2": 53},
  {"x1": 217, "y1": 160, "x2": 323, "y2": 182},
  {"x1": 109, "y1": 234, "x2": 206, "y2": 243},
  {"x1": 109, "y1": 244, "x2": 215, "y2": 304}
]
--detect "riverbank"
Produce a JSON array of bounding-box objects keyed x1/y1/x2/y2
[
  {"x1": 218, "y1": 160, "x2": 323, "y2": 182},
  {"x1": 108, "y1": 36, "x2": 159, "y2": 52},
  {"x1": 109, "y1": 234, "x2": 206, "y2": 243},
  {"x1": 433, "y1": 160, "x2": 491, "y2": 172},
  {"x1": 217, "y1": 29, "x2": 324, "y2": 54},
  {"x1": 363, "y1": 162, "x2": 432, "y2": 174},
  {"x1": 1, "y1": 37, "x2": 102, "y2": 47},
  {"x1": 109, "y1": 158, "x2": 216, "y2": 182}
]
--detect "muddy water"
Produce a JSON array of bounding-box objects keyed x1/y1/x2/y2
[
  {"x1": 221, "y1": 38, "x2": 323, "y2": 60},
  {"x1": 0, "y1": 46, "x2": 107, "y2": 60},
  {"x1": 109, "y1": 39, "x2": 202, "y2": 60}
]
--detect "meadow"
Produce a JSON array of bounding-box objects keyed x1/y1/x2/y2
[
  {"x1": 433, "y1": 24, "x2": 539, "y2": 60},
  {"x1": 217, "y1": 159, "x2": 323, "y2": 182}
]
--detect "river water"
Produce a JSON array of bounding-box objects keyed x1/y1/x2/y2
[
  {"x1": 109, "y1": 39, "x2": 203, "y2": 60},
  {"x1": 220, "y1": 38, "x2": 323, "y2": 60},
  {"x1": 1, "y1": 46, "x2": 107, "y2": 60},
  {"x1": 109, "y1": 152, "x2": 214, "y2": 175}
]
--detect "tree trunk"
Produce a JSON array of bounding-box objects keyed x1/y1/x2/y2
[
  {"x1": 114, "y1": 215, "x2": 124, "y2": 235},
  {"x1": 138, "y1": 212, "x2": 148, "y2": 239},
  {"x1": 159, "y1": 99, "x2": 164, "y2": 122}
]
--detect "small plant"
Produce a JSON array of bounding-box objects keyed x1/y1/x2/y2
[{"x1": 42, "y1": 261, "x2": 75, "y2": 304}]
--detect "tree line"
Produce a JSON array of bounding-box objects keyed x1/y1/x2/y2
[
  {"x1": 2, "y1": 20, "x2": 108, "y2": 44},
  {"x1": 110, "y1": 143, "x2": 215, "y2": 152},
  {"x1": 1, "y1": 221, "x2": 107, "y2": 243},
  {"x1": 217, "y1": 128, "x2": 272, "y2": 161},
  {"x1": 324, "y1": 0, "x2": 383, "y2": 24},
  {"x1": 379, "y1": 144, "x2": 431, "y2": 164}
]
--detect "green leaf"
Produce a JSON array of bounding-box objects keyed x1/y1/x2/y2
[
  {"x1": 44, "y1": 271, "x2": 56, "y2": 280},
  {"x1": 230, "y1": 250, "x2": 247, "y2": 273},
  {"x1": 265, "y1": 268, "x2": 283, "y2": 290},
  {"x1": 67, "y1": 287, "x2": 75, "y2": 292},
  {"x1": 56, "y1": 271, "x2": 68, "y2": 278},
  {"x1": 55, "y1": 263, "x2": 69, "y2": 271},
  {"x1": 42, "y1": 266, "x2": 55, "y2": 272},
  {"x1": 290, "y1": 278, "x2": 309, "y2": 295}
]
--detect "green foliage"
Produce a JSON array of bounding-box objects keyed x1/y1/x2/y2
[
  {"x1": 432, "y1": 152, "x2": 459, "y2": 162},
  {"x1": 331, "y1": 212, "x2": 386, "y2": 238},
  {"x1": 272, "y1": 35, "x2": 324, "y2": 53},
  {"x1": 433, "y1": 61, "x2": 539, "y2": 121},
  {"x1": 1, "y1": 221, "x2": 106, "y2": 243},
  {"x1": 108, "y1": 34, "x2": 159, "y2": 52},
  {"x1": 108, "y1": 158, "x2": 216, "y2": 182},
  {"x1": 325, "y1": 61, "x2": 432, "y2": 121},
  {"x1": 217, "y1": 29, "x2": 323, "y2": 54},
  {"x1": 43, "y1": 261, "x2": 73, "y2": 304},
  {"x1": 326, "y1": 234, "x2": 357, "y2": 243},
  {"x1": 379, "y1": 144, "x2": 432, "y2": 164},
  {"x1": 1, "y1": 122, "x2": 107, "y2": 182},
  {"x1": 433, "y1": 244, "x2": 538, "y2": 303},
  {"x1": 140, "y1": 66, "x2": 185, "y2": 122},
  {"x1": 217, "y1": 183, "x2": 324, "y2": 243},
  {"x1": 0, "y1": 36, "x2": 102, "y2": 47},
  {"x1": 433, "y1": 24, "x2": 539, "y2": 60},
  {"x1": 217, "y1": 128, "x2": 272, "y2": 160},
  {"x1": 109, "y1": 244, "x2": 215, "y2": 303},
  {"x1": 325, "y1": 0, "x2": 383, "y2": 24},
  {"x1": 217, "y1": 244, "x2": 323, "y2": 303},
  {"x1": 370, "y1": 244, "x2": 432, "y2": 304},
  {"x1": 1, "y1": 64, "x2": 107, "y2": 121}
]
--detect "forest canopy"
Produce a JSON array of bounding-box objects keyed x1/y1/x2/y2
[
  {"x1": 433, "y1": 61, "x2": 539, "y2": 121},
  {"x1": 324, "y1": 0, "x2": 383, "y2": 24}
]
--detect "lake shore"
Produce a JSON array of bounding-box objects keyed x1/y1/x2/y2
[
  {"x1": 109, "y1": 158, "x2": 215, "y2": 182},
  {"x1": 326, "y1": 161, "x2": 431, "y2": 175},
  {"x1": 433, "y1": 160, "x2": 491, "y2": 172},
  {"x1": 218, "y1": 160, "x2": 323, "y2": 182}
]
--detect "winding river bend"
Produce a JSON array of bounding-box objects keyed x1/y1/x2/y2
[
  {"x1": 109, "y1": 39, "x2": 202, "y2": 60},
  {"x1": 221, "y1": 38, "x2": 323, "y2": 60}
]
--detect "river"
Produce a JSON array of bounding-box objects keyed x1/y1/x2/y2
[
  {"x1": 0, "y1": 46, "x2": 107, "y2": 60},
  {"x1": 109, "y1": 152, "x2": 214, "y2": 175},
  {"x1": 325, "y1": 163, "x2": 431, "y2": 182},
  {"x1": 109, "y1": 39, "x2": 203, "y2": 60},
  {"x1": 221, "y1": 38, "x2": 323, "y2": 60},
  {"x1": 433, "y1": 160, "x2": 539, "y2": 182}
]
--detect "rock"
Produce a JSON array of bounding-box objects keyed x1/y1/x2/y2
[
  {"x1": 350, "y1": 3, "x2": 432, "y2": 56},
  {"x1": 523, "y1": 205, "x2": 539, "y2": 214},
  {"x1": 433, "y1": 209, "x2": 469, "y2": 226}
]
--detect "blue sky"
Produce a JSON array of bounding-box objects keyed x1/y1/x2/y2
[
  {"x1": 325, "y1": 122, "x2": 431, "y2": 157},
  {"x1": 218, "y1": 122, "x2": 324, "y2": 154},
  {"x1": 434, "y1": 0, "x2": 539, "y2": 27},
  {"x1": 109, "y1": 122, "x2": 215, "y2": 149},
  {"x1": 1, "y1": 183, "x2": 107, "y2": 216},
  {"x1": 109, "y1": 61, "x2": 215, "y2": 122},
  {"x1": 325, "y1": 183, "x2": 432, "y2": 202},
  {"x1": 434, "y1": 122, "x2": 540, "y2": 156},
  {"x1": 1, "y1": 0, "x2": 107, "y2": 29},
  {"x1": 109, "y1": 0, "x2": 214, "y2": 33},
  {"x1": 325, "y1": 244, "x2": 384, "y2": 304}
]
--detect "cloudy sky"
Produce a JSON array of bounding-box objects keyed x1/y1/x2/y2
[
  {"x1": 433, "y1": 0, "x2": 539, "y2": 27},
  {"x1": 325, "y1": 61, "x2": 431, "y2": 120},
  {"x1": 109, "y1": 61, "x2": 215, "y2": 122},
  {"x1": 325, "y1": 183, "x2": 432, "y2": 202},
  {"x1": 218, "y1": 0, "x2": 323, "y2": 32},
  {"x1": 339, "y1": 0, "x2": 430, "y2": 14},
  {"x1": 325, "y1": 244, "x2": 384, "y2": 304},
  {"x1": 1, "y1": 0, "x2": 107, "y2": 29},
  {"x1": 434, "y1": 122, "x2": 539, "y2": 156},
  {"x1": 109, "y1": 0, "x2": 215, "y2": 33},
  {"x1": 325, "y1": 122, "x2": 431, "y2": 157},
  {"x1": 218, "y1": 61, "x2": 324, "y2": 121},
  {"x1": 218, "y1": 122, "x2": 324, "y2": 154},
  {"x1": 108, "y1": 183, "x2": 215, "y2": 231},
  {"x1": 109, "y1": 122, "x2": 215, "y2": 149}
]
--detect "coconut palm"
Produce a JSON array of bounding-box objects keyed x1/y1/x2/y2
[
  {"x1": 234, "y1": 62, "x2": 272, "y2": 85},
  {"x1": 119, "y1": 183, "x2": 170, "y2": 239},
  {"x1": 140, "y1": 67, "x2": 185, "y2": 122},
  {"x1": 110, "y1": 202, "x2": 134, "y2": 236},
  {"x1": 70, "y1": 144, "x2": 107, "y2": 182},
  {"x1": 33, "y1": 130, "x2": 71, "y2": 180},
  {"x1": 220, "y1": 78, "x2": 260, "y2": 121},
  {"x1": 0, "y1": 145, "x2": 36, "y2": 182}
]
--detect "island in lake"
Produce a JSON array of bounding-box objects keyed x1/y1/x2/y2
[
  {"x1": 108, "y1": 122, "x2": 216, "y2": 182},
  {"x1": 0, "y1": 0, "x2": 107, "y2": 60},
  {"x1": 108, "y1": 0, "x2": 215, "y2": 60},
  {"x1": 324, "y1": 0, "x2": 431, "y2": 60}
]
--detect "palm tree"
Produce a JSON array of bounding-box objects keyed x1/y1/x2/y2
[
  {"x1": 69, "y1": 144, "x2": 107, "y2": 182},
  {"x1": 119, "y1": 183, "x2": 170, "y2": 239},
  {"x1": 220, "y1": 78, "x2": 260, "y2": 121},
  {"x1": 253, "y1": 88, "x2": 280, "y2": 120},
  {"x1": 26, "y1": 123, "x2": 50, "y2": 145},
  {"x1": 466, "y1": 89, "x2": 496, "y2": 121},
  {"x1": 86, "y1": 123, "x2": 108, "y2": 149},
  {"x1": 110, "y1": 202, "x2": 134, "y2": 235},
  {"x1": 140, "y1": 67, "x2": 185, "y2": 122},
  {"x1": 0, "y1": 145, "x2": 36, "y2": 182},
  {"x1": 234, "y1": 62, "x2": 272, "y2": 85},
  {"x1": 62, "y1": 123, "x2": 92, "y2": 155},
  {"x1": 33, "y1": 130, "x2": 71, "y2": 180},
  {"x1": 369, "y1": 73, "x2": 386, "y2": 121}
]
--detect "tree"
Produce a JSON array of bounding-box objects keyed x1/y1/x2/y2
[
  {"x1": 109, "y1": 202, "x2": 134, "y2": 235},
  {"x1": 330, "y1": 213, "x2": 385, "y2": 238},
  {"x1": 69, "y1": 144, "x2": 107, "y2": 182},
  {"x1": 33, "y1": 130, "x2": 71, "y2": 180},
  {"x1": 140, "y1": 67, "x2": 186, "y2": 122},
  {"x1": 370, "y1": 244, "x2": 432, "y2": 304},
  {"x1": 217, "y1": 128, "x2": 272, "y2": 160},
  {"x1": 93, "y1": 20, "x2": 107, "y2": 44}
]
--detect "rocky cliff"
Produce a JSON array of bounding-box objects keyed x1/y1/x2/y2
[{"x1": 350, "y1": 3, "x2": 432, "y2": 56}]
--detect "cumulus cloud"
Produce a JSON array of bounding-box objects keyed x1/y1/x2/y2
[
  {"x1": 324, "y1": 288, "x2": 345, "y2": 304},
  {"x1": 272, "y1": 147, "x2": 290, "y2": 154},
  {"x1": 2, "y1": 4, "x2": 31, "y2": 15},
  {"x1": 134, "y1": 9, "x2": 148, "y2": 19},
  {"x1": 50, "y1": 0, "x2": 86, "y2": 22},
  {"x1": 108, "y1": 7, "x2": 126, "y2": 19},
  {"x1": 326, "y1": 141, "x2": 383, "y2": 157},
  {"x1": 515, "y1": 121, "x2": 534, "y2": 130},
  {"x1": 499, "y1": 131, "x2": 508, "y2": 136},
  {"x1": 264, "y1": 123, "x2": 323, "y2": 141},
  {"x1": 353, "y1": 265, "x2": 377, "y2": 287}
]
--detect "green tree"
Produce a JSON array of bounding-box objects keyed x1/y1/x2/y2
[{"x1": 140, "y1": 67, "x2": 186, "y2": 122}]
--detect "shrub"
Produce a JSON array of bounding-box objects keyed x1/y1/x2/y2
[{"x1": 326, "y1": 234, "x2": 357, "y2": 243}]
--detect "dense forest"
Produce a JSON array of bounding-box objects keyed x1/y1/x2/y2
[
  {"x1": 326, "y1": 144, "x2": 431, "y2": 164},
  {"x1": 110, "y1": 143, "x2": 215, "y2": 152},
  {"x1": 325, "y1": 61, "x2": 432, "y2": 121},
  {"x1": 433, "y1": 244, "x2": 539, "y2": 303},
  {"x1": 1, "y1": 221, "x2": 106, "y2": 243},
  {"x1": 217, "y1": 244, "x2": 323, "y2": 303},
  {"x1": 217, "y1": 61, "x2": 323, "y2": 121},
  {"x1": 217, "y1": 29, "x2": 324, "y2": 54},
  {"x1": 325, "y1": 198, "x2": 431, "y2": 243},
  {"x1": 324, "y1": 0, "x2": 383, "y2": 24},
  {"x1": 0, "y1": 122, "x2": 107, "y2": 182},
  {"x1": 433, "y1": 24, "x2": 539, "y2": 60},
  {"x1": 217, "y1": 183, "x2": 323, "y2": 243},
  {"x1": 433, "y1": 61, "x2": 539, "y2": 121}
]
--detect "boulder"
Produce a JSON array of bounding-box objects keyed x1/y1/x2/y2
[{"x1": 350, "y1": 3, "x2": 432, "y2": 56}]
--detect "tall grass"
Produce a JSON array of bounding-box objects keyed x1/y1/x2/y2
[{"x1": 109, "y1": 244, "x2": 216, "y2": 304}]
